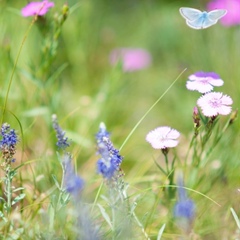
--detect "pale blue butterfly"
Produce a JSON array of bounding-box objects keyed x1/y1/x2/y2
[{"x1": 179, "y1": 7, "x2": 227, "y2": 29}]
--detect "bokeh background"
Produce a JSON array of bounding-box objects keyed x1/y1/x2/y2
[{"x1": 1, "y1": 0, "x2": 240, "y2": 238}]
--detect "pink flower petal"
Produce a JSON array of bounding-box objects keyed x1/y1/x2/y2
[
  {"x1": 21, "y1": 0, "x2": 54, "y2": 17},
  {"x1": 197, "y1": 92, "x2": 233, "y2": 117},
  {"x1": 146, "y1": 126, "x2": 180, "y2": 149},
  {"x1": 186, "y1": 72, "x2": 224, "y2": 94},
  {"x1": 109, "y1": 48, "x2": 152, "y2": 72}
]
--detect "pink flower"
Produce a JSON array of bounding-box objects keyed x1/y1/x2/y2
[
  {"x1": 197, "y1": 92, "x2": 233, "y2": 117},
  {"x1": 146, "y1": 126, "x2": 180, "y2": 149},
  {"x1": 186, "y1": 72, "x2": 224, "y2": 94},
  {"x1": 21, "y1": 0, "x2": 54, "y2": 17},
  {"x1": 207, "y1": 0, "x2": 240, "y2": 26},
  {"x1": 109, "y1": 48, "x2": 152, "y2": 72}
]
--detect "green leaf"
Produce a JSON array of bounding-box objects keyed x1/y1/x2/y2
[
  {"x1": 230, "y1": 207, "x2": 240, "y2": 230},
  {"x1": 97, "y1": 204, "x2": 112, "y2": 230},
  {"x1": 157, "y1": 223, "x2": 166, "y2": 240},
  {"x1": 12, "y1": 187, "x2": 25, "y2": 193},
  {"x1": 0, "y1": 211, "x2": 7, "y2": 222},
  {"x1": 0, "y1": 197, "x2": 6, "y2": 203},
  {"x1": 52, "y1": 175, "x2": 60, "y2": 190},
  {"x1": 12, "y1": 193, "x2": 26, "y2": 205},
  {"x1": 21, "y1": 107, "x2": 49, "y2": 117}
]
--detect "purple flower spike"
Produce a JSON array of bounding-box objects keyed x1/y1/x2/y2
[
  {"x1": 62, "y1": 154, "x2": 84, "y2": 196},
  {"x1": 96, "y1": 123, "x2": 123, "y2": 180},
  {"x1": 21, "y1": 0, "x2": 54, "y2": 17},
  {"x1": 174, "y1": 177, "x2": 195, "y2": 220},
  {"x1": 197, "y1": 92, "x2": 233, "y2": 117},
  {"x1": 186, "y1": 72, "x2": 224, "y2": 94},
  {"x1": 146, "y1": 126, "x2": 180, "y2": 149}
]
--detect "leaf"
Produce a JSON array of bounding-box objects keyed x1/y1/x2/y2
[
  {"x1": 21, "y1": 107, "x2": 49, "y2": 117},
  {"x1": 0, "y1": 197, "x2": 6, "y2": 203},
  {"x1": 52, "y1": 175, "x2": 60, "y2": 190},
  {"x1": 0, "y1": 211, "x2": 7, "y2": 222},
  {"x1": 46, "y1": 63, "x2": 68, "y2": 87},
  {"x1": 97, "y1": 204, "x2": 112, "y2": 230},
  {"x1": 12, "y1": 187, "x2": 25, "y2": 193},
  {"x1": 12, "y1": 193, "x2": 26, "y2": 205},
  {"x1": 230, "y1": 208, "x2": 240, "y2": 230},
  {"x1": 157, "y1": 223, "x2": 166, "y2": 240}
]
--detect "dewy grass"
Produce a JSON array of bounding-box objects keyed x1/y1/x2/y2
[{"x1": 0, "y1": 1, "x2": 240, "y2": 239}]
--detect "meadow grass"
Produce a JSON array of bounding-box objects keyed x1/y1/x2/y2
[{"x1": 0, "y1": 0, "x2": 240, "y2": 239}]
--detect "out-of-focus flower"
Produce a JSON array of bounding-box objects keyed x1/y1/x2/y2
[
  {"x1": 174, "y1": 175, "x2": 195, "y2": 233},
  {"x1": 109, "y1": 48, "x2": 152, "y2": 72},
  {"x1": 0, "y1": 123, "x2": 18, "y2": 163},
  {"x1": 62, "y1": 153, "x2": 84, "y2": 196},
  {"x1": 146, "y1": 126, "x2": 180, "y2": 149},
  {"x1": 95, "y1": 123, "x2": 123, "y2": 180},
  {"x1": 52, "y1": 114, "x2": 70, "y2": 150},
  {"x1": 207, "y1": 0, "x2": 240, "y2": 26},
  {"x1": 21, "y1": 0, "x2": 54, "y2": 17},
  {"x1": 197, "y1": 92, "x2": 233, "y2": 117},
  {"x1": 186, "y1": 71, "x2": 224, "y2": 94}
]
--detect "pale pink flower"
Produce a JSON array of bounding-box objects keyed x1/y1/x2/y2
[
  {"x1": 207, "y1": 0, "x2": 240, "y2": 26},
  {"x1": 146, "y1": 126, "x2": 180, "y2": 149},
  {"x1": 186, "y1": 72, "x2": 224, "y2": 94},
  {"x1": 21, "y1": 0, "x2": 54, "y2": 17},
  {"x1": 197, "y1": 92, "x2": 233, "y2": 117},
  {"x1": 109, "y1": 48, "x2": 152, "y2": 72}
]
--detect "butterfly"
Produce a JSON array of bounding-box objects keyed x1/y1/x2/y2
[{"x1": 179, "y1": 7, "x2": 227, "y2": 29}]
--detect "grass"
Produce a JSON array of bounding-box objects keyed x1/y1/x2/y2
[{"x1": 0, "y1": 0, "x2": 240, "y2": 239}]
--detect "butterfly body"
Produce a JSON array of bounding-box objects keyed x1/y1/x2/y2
[{"x1": 179, "y1": 7, "x2": 227, "y2": 29}]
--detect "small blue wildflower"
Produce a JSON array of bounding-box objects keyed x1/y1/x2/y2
[
  {"x1": 62, "y1": 153, "x2": 84, "y2": 196},
  {"x1": 95, "y1": 123, "x2": 123, "y2": 180},
  {"x1": 95, "y1": 122, "x2": 110, "y2": 141},
  {"x1": 0, "y1": 123, "x2": 18, "y2": 147},
  {"x1": 174, "y1": 176, "x2": 195, "y2": 221},
  {"x1": 0, "y1": 123, "x2": 18, "y2": 163},
  {"x1": 52, "y1": 114, "x2": 70, "y2": 150}
]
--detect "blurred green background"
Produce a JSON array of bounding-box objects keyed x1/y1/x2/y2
[{"x1": 0, "y1": 0, "x2": 240, "y2": 238}]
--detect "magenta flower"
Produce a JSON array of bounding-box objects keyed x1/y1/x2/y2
[
  {"x1": 207, "y1": 0, "x2": 240, "y2": 26},
  {"x1": 21, "y1": 0, "x2": 54, "y2": 17},
  {"x1": 197, "y1": 92, "x2": 233, "y2": 117},
  {"x1": 186, "y1": 72, "x2": 224, "y2": 94},
  {"x1": 146, "y1": 126, "x2": 180, "y2": 149},
  {"x1": 109, "y1": 48, "x2": 152, "y2": 72}
]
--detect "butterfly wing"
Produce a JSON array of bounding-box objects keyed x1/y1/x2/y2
[
  {"x1": 186, "y1": 15, "x2": 206, "y2": 29},
  {"x1": 208, "y1": 9, "x2": 227, "y2": 21},
  {"x1": 179, "y1": 7, "x2": 202, "y2": 21},
  {"x1": 201, "y1": 10, "x2": 227, "y2": 29}
]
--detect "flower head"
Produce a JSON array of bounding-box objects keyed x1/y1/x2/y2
[
  {"x1": 146, "y1": 126, "x2": 180, "y2": 149},
  {"x1": 174, "y1": 175, "x2": 195, "y2": 233},
  {"x1": 207, "y1": 0, "x2": 240, "y2": 26},
  {"x1": 96, "y1": 123, "x2": 123, "y2": 180},
  {"x1": 21, "y1": 0, "x2": 54, "y2": 17},
  {"x1": 186, "y1": 72, "x2": 224, "y2": 94},
  {"x1": 52, "y1": 114, "x2": 70, "y2": 150},
  {"x1": 197, "y1": 92, "x2": 233, "y2": 117},
  {"x1": 62, "y1": 153, "x2": 84, "y2": 196},
  {"x1": 109, "y1": 48, "x2": 152, "y2": 72},
  {"x1": 0, "y1": 123, "x2": 18, "y2": 163}
]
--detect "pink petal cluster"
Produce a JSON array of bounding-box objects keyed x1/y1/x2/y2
[
  {"x1": 207, "y1": 0, "x2": 240, "y2": 26},
  {"x1": 109, "y1": 48, "x2": 152, "y2": 72},
  {"x1": 146, "y1": 126, "x2": 180, "y2": 149},
  {"x1": 186, "y1": 72, "x2": 224, "y2": 93},
  {"x1": 197, "y1": 92, "x2": 233, "y2": 117},
  {"x1": 21, "y1": 0, "x2": 54, "y2": 17}
]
